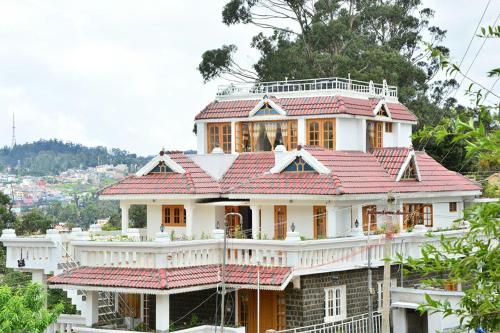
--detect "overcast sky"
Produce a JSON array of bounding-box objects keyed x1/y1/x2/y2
[{"x1": 0, "y1": 0, "x2": 498, "y2": 156}]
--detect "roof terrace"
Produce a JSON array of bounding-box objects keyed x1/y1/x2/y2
[{"x1": 216, "y1": 77, "x2": 398, "y2": 100}]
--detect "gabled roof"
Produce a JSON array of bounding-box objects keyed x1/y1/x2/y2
[
  {"x1": 195, "y1": 96, "x2": 417, "y2": 122},
  {"x1": 99, "y1": 152, "x2": 220, "y2": 196},
  {"x1": 135, "y1": 152, "x2": 185, "y2": 176},
  {"x1": 100, "y1": 148, "x2": 480, "y2": 198},
  {"x1": 48, "y1": 265, "x2": 292, "y2": 291},
  {"x1": 270, "y1": 148, "x2": 330, "y2": 174},
  {"x1": 249, "y1": 98, "x2": 287, "y2": 117}
]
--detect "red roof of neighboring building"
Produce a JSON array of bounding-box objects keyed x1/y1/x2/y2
[
  {"x1": 99, "y1": 152, "x2": 220, "y2": 196},
  {"x1": 48, "y1": 265, "x2": 291, "y2": 290},
  {"x1": 195, "y1": 96, "x2": 417, "y2": 122},
  {"x1": 100, "y1": 148, "x2": 480, "y2": 197}
]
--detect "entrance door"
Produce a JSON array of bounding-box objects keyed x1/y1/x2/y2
[
  {"x1": 225, "y1": 206, "x2": 241, "y2": 237},
  {"x1": 238, "y1": 290, "x2": 286, "y2": 333},
  {"x1": 274, "y1": 206, "x2": 287, "y2": 240},
  {"x1": 313, "y1": 206, "x2": 326, "y2": 239}
]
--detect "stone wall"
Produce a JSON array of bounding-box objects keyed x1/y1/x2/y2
[{"x1": 285, "y1": 265, "x2": 407, "y2": 327}]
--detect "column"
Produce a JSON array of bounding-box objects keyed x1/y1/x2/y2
[
  {"x1": 120, "y1": 202, "x2": 130, "y2": 234},
  {"x1": 196, "y1": 122, "x2": 207, "y2": 155},
  {"x1": 350, "y1": 205, "x2": 364, "y2": 236},
  {"x1": 392, "y1": 308, "x2": 408, "y2": 333},
  {"x1": 362, "y1": 119, "x2": 367, "y2": 152},
  {"x1": 185, "y1": 203, "x2": 194, "y2": 239},
  {"x1": 297, "y1": 118, "x2": 306, "y2": 145},
  {"x1": 85, "y1": 291, "x2": 99, "y2": 327},
  {"x1": 231, "y1": 121, "x2": 237, "y2": 154},
  {"x1": 156, "y1": 294, "x2": 170, "y2": 333},
  {"x1": 250, "y1": 205, "x2": 260, "y2": 239},
  {"x1": 326, "y1": 205, "x2": 337, "y2": 238}
]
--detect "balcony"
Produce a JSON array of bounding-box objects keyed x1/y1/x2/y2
[
  {"x1": 0, "y1": 227, "x2": 467, "y2": 274},
  {"x1": 216, "y1": 77, "x2": 398, "y2": 100}
]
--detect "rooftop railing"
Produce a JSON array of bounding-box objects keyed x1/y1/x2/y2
[{"x1": 216, "y1": 77, "x2": 398, "y2": 99}]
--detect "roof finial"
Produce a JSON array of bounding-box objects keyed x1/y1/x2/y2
[{"x1": 159, "y1": 147, "x2": 165, "y2": 156}]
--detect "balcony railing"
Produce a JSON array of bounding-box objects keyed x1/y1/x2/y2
[
  {"x1": 216, "y1": 77, "x2": 398, "y2": 100},
  {"x1": 1, "y1": 227, "x2": 465, "y2": 273}
]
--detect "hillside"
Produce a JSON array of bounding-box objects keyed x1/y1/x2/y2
[{"x1": 0, "y1": 139, "x2": 150, "y2": 176}]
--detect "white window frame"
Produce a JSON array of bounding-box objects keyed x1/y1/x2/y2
[
  {"x1": 377, "y1": 279, "x2": 397, "y2": 311},
  {"x1": 324, "y1": 285, "x2": 346, "y2": 323}
]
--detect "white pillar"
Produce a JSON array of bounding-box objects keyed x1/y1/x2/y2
[
  {"x1": 362, "y1": 119, "x2": 367, "y2": 152},
  {"x1": 196, "y1": 122, "x2": 207, "y2": 155},
  {"x1": 185, "y1": 203, "x2": 194, "y2": 239},
  {"x1": 326, "y1": 205, "x2": 337, "y2": 238},
  {"x1": 392, "y1": 308, "x2": 407, "y2": 333},
  {"x1": 297, "y1": 118, "x2": 306, "y2": 146},
  {"x1": 231, "y1": 121, "x2": 237, "y2": 154},
  {"x1": 85, "y1": 291, "x2": 99, "y2": 327},
  {"x1": 156, "y1": 294, "x2": 170, "y2": 333},
  {"x1": 121, "y1": 203, "x2": 130, "y2": 234},
  {"x1": 250, "y1": 205, "x2": 260, "y2": 239}
]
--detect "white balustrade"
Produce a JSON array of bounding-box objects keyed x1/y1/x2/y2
[
  {"x1": 1, "y1": 228, "x2": 468, "y2": 271},
  {"x1": 45, "y1": 314, "x2": 86, "y2": 333}
]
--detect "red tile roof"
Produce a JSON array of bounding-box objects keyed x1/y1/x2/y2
[
  {"x1": 100, "y1": 148, "x2": 480, "y2": 197},
  {"x1": 48, "y1": 265, "x2": 291, "y2": 290},
  {"x1": 195, "y1": 96, "x2": 417, "y2": 122},
  {"x1": 100, "y1": 152, "x2": 220, "y2": 196}
]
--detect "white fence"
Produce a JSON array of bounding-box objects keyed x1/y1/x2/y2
[
  {"x1": 271, "y1": 313, "x2": 382, "y2": 333},
  {"x1": 72, "y1": 325, "x2": 245, "y2": 333},
  {"x1": 45, "y1": 314, "x2": 86, "y2": 333}
]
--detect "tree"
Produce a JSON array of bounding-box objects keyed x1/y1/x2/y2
[
  {"x1": 397, "y1": 25, "x2": 499, "y2": 332},
  {"x1": 14, "y1": 209, "x2": 53, "y2": 235},
  {"x1": 130, "y1": 205, "x2": 147, "y2": 228},
  {"x1": 0, "y1": 283, "x2": 62, "y2": 333},
  {"x1": 0, "y1": 192, "x2": 16, "y2": 231}
]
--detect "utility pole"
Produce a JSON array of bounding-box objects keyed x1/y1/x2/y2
[
  {"x1": 381, "y1": 194, "x2": 395, "y2": 333},
  {"x1": 367, "y1": 210, "x2": 373, "y2": 333}
]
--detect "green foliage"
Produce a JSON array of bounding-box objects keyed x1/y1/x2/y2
[
  {"x1": 0, "y1": 283, "x2": 63, "y2": 333},
  {"x1": 101, "y1": 222, "x2": 120, "y2": 231},
  {"x1": 47, "y1": 289, "x2": 77, "y2": 315},
  {"x1": 14, "y1": 208, "x2": 53, "y2": 235},
  {"x1": 0, "y1": 192, "x2": 16, "y2": 230},
  {"x1": 129, "y1": 205, "x2": 147, "y2": 228},
  {"x1": 396, "y1": 203, "x2": 500, "y2": 331},
  {"x1": 0, "y1": 139, "x2": 149, "y2": 176}
]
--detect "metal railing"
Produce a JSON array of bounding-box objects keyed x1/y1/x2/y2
[
  {"x1": 271, "y1": 312, "x2": 382, "y2": 333},
  {"x1": 216, "y1": 77, "x2": 397, "y2": 99}
]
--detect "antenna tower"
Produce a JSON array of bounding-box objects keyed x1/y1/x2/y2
[{"x1": 11, "y1": 113, "x2": 16, "y2": 148}]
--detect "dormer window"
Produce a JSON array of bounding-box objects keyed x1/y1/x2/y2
[
  {"x1": 254, "y1": 101, "x2": 281, "y2": 116},
  {"x1": 150, "y1": 161, "x2": 173, "y2": 173},
  {"x1": 377, "y1": 105, "x2": 389, "y2": 117},
  {"x1": 401, "y1": 160, "x2": 417, "y2": 180},
  {"x1": 284, "y1": 157, "x2": 315, "y2": 172}
]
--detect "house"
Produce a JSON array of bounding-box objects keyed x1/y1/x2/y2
[{"x1": 1, "y1": 77, "x2": 480, "y2": 333}]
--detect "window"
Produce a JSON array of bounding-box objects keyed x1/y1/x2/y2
[
  {"x1": 324, "y1": 285, "x2": 346, "y2": 322},
  {"x1": 284, "y1": 157, "x2": 314, "y2": 172},
  {"x1": 367, "y1": 121, "x2": 383, "y2": 149},
  {"x1": 254, "y1": 101, "x2": 281, "y2": 116},
  {"x1": 377, "y1": 279, "x2": 397, "y2": 311},
  {"x1": 385, "y1": 122, "x2": 393, "y2": 133},
  {"x1": 362, "y1": 205, "x2": 377, "y2": 232},
  {"x1": 236, "y1": 120, "x2": 297, "y2": 152},
  {"x1": 306, "y1": 119, "x2": 336, "y2": 150},
  {"x1": 403, "y1": 203, "x2": 433, "y2": 229},
  {"x1": 225, "y1": 206, "x2": 241, "y2": 237},
  {"x1": 207, "y1": 123, "x2": 232, "y2": 153},
  {"x1": 274, "y1": 205, "x2": 287, "y2": 240},
  {"x1": 313, "y1": 206, "x2": 326, "y2": 239},
  {"x1": 162, "y1": 205, "x2": 186, "y2": 226},
  {"x1": 449, "y1": 202, "x2": 457, "y2": 212},
  {"x1": 401, "y1": 160, "x2": 417, "y2": 180},
  {"x1": 150, "y1": 161, "x2": 172, "y2": 173},
  {"x1": 377, "y1": 104, "x2": 389, "y2": 117}
]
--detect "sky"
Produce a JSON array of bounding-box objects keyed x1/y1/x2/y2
[{"x1": 0, "y1": 0, "x2": 498, "y2": 156}]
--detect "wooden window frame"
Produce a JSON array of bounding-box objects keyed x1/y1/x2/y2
[
  {"x1": 385, "y1": 122, "x2": 393, "y2": 133},
  {"x1": 207, "y1": 122, "x2": 232, "y2": 153},
  {"x1": 274, "y1": 205, "x2": 287, "y2": 240},
  {"x1": 313, "y1": 206, "x2": 327, "y2": 239},
  {"x1": 403, "y1": 203, "x2": 433, "y2": 229},
  {"x1": 162, "y1": 205, "x2": 186, "y2": 227},
  {"x1": 306, "y1": 118, "x2": 336, "y2": 150},
  {"x1": 324, "y1": 285, "x2": 347, "y2": 323},
  {"x1": 449, "y1": 202, "x2": 457, "y2": 212},
  {"x1": 367, "y1": 121, "x2": 384, "y2": 149},
  {"x1": 236, "y1": 120, "x2": 298, "y2": 152}
]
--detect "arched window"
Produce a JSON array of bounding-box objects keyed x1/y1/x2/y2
[{"x1": 284, "y1": 157, "x2": 314, "y2": 172}]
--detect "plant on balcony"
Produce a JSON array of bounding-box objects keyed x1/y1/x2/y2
[{"x1": 0, "y1": 282, "x2": 63, "y2": 333}]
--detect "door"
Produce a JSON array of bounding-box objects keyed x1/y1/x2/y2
[
  {"x1": 362, "y1": 205, "x2": 377, "y2": 232},
  {"x1": 238, "y1": 290, "x2": 286, "y2": 333},
  {"x1": 313, "y1": 206, "x2": 326, "y2": 239},
  {"x1": 225, "y1": 206, "x2": 241, "y2": 237},
  {"x1": 274, "y1": 205, "x2": 287, "y2": 240}
]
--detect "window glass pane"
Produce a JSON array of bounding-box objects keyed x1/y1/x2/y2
[
  {"x1": 174, "y1": 208, "x2": 180, "y2": 224},
  {"x1": 309, "y1": 122, "x2": 320, "y2": 146},
  {"x1": 323, "y1": 121, "x2": 334, "y2": 149}
]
